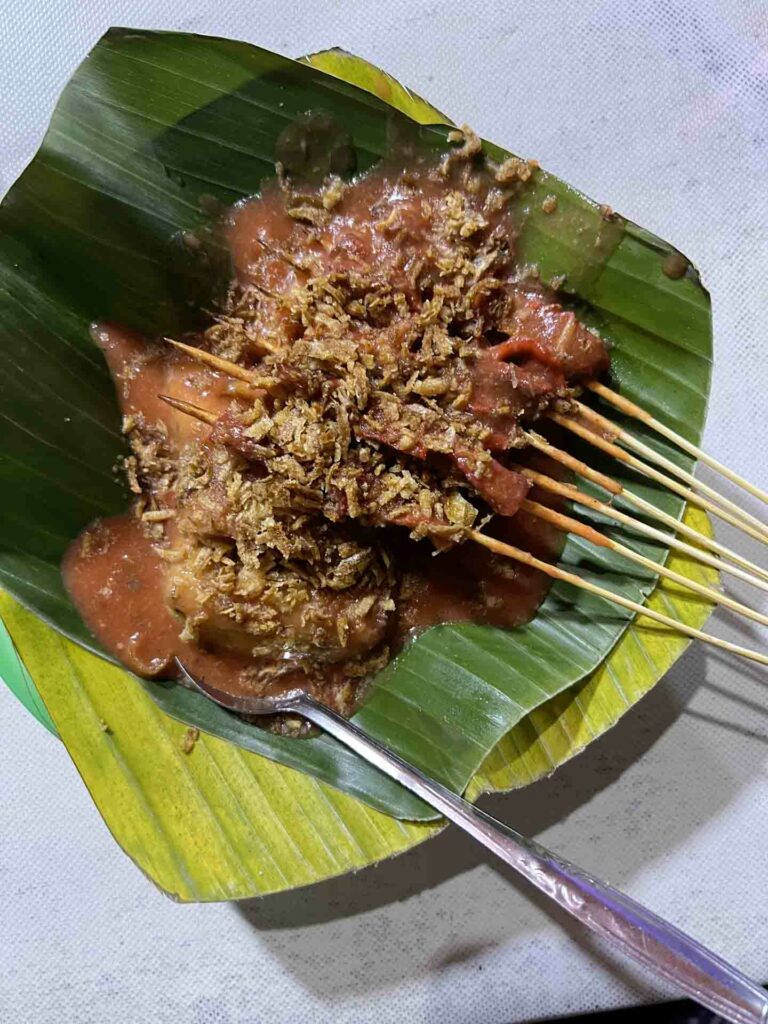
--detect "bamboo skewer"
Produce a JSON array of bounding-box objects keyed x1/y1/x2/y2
[
  {"x1": 226, "y1": 380, "x2": 266, "y2": 401},
  {"x1": 160, "y1": 392, "x2": 767, "y2": 667},
  {"x1": 587, "y1": 381, "x2": 768, "y2": 506},
  {"x1": 159, "y1": 394, "x2": 218, "y2": 425},
  {"x1": 157, "y1": 382, "x2": 768, "y2": 593},
  {"x1": 572, "y1": 401, "x2": 768, "y2": 542},
  {"x1": 164, "y1": 338, "x2": 276, "y2": 387},
  {"x1": 518, "y1": 466, "x2": 768, "y2": 595},
  {"x1": 523, "y1": 430, "x2": 768, "y2": 584},
  {"x1": 520, "y1": 498, "x2": 768, "y2": 628},
  {"x1": 467, "y1": 529, "x2": 768, "y2": 667},
  {"x1": 523, "y1": 429, "x2": 622, "y2": 494},
  {"x1": 157, "y1": 388, "x2": 765, "y2": 599},
  {"x1": 551, "y1": 413, "x2": 768, "y2": 547},
  {"x1": 159, "y1": 335, "x2": 767, "y2": 557}
]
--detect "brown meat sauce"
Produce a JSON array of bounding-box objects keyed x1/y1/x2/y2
[{"x1": 64, "y1": 136, "x2": 608, "y2": 717}]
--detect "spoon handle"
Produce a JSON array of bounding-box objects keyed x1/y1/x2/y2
[{"x1": 299, "y1": 695, "x2": 767, "y2": 1024}]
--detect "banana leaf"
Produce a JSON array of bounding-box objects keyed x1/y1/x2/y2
[{"x1": 0, "y1": 32, "x2": 714, "y2": 898}]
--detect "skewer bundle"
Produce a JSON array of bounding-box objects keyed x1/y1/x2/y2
[{"x1": 161, "y1": 339, "x2": 768, "y2": 667}]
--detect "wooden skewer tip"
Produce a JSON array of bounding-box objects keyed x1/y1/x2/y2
[
  {"x1": 164, "y1": 336, "x2": 279, "y2": 383},
  {"x1": 158, "y1": 394, "x2": 217, "y2": 425}
]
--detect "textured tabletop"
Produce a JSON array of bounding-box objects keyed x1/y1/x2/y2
[{"x1": 1, "y1": 2, "x2": 766, "y2": 1022}]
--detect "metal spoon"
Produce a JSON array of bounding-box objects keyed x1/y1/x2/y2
[{"x1": 177, "y1": 661, "x2": 768, "y2": 1024}]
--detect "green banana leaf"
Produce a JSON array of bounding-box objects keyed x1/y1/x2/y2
[{"x1": 0, "y1": 32, "x2": 715, "y2": 898}]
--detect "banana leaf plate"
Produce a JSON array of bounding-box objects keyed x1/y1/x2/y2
[{"x1": 0, "y1": 30, "x2": 714, "y2": 901}]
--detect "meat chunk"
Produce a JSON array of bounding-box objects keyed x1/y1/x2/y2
[
  {"x1": 358, "y1": 397, "x2": 531, "y2": 517},
  {"x1": 497, "y1": 292, "x2": 609, "y2": 378},
  {"x1": 452, "y1": 448, "x2": 530, "y2": 516},
  {"x1": 469, "y1": 350, "x2": 564, "y2": 450},
  {"x1": 166, "y1": 523, "x2": 395, "y2": 665}
]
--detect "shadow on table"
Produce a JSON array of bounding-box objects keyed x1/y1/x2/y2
[{"x1": 232, "y1": 641, "x2": 763, "y2": 1003}]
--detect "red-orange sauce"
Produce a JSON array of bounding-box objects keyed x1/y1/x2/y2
[
  {"x1": 63, "y1": 513, "x2": 284, "y2": 692},
  {"x1": 63, "y1": 482, "x2": 560, "y2": 697}
]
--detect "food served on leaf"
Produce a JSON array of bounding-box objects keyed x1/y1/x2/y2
[
  {"x1": 9, "y1": 29, "x2": 768, "y2": 903},
  {"x1": 63, "y1": 128, "x2": 628, "y2": 718}
]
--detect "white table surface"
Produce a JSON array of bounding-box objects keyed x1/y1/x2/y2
[{"x1": 1, "y1": 2, "x2": 766, "y2": 1021}]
